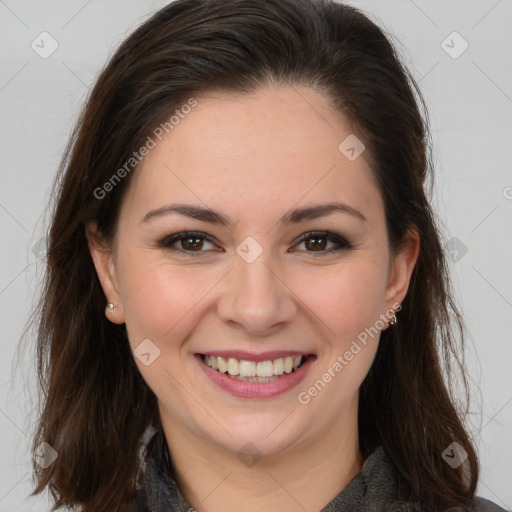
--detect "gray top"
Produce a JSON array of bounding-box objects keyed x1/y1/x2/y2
[{"x1": 127, "y1": 431, "x2": 509, "y2": 511}]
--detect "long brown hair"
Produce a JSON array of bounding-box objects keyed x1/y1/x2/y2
[{"x1": 29, "y1": 0, "x2": 479, "y2": 510}]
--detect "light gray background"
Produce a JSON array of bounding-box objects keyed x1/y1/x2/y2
[{"x1": 1, "y1": 1, "x2": 511, "y2": 510}]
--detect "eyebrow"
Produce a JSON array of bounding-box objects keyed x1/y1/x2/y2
[{"x1": 141, "y1": 201, "x2": 367, "y2": 226}]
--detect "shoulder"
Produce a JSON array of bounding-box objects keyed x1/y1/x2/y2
[
  {"x1": 369, "y1": 447, "x2": 509, "y2": 512},
  {"x1": 468, "y1": 496, "x2": 510, "y2": 511}
]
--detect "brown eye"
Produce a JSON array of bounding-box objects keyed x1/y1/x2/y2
[
  {"x1": 181, "y1": 236, "x2": 204, "y2": 251},
  {"x1": 295, "y1": 231, "x2": 352, "y2": 255},
  {"x1": 159, "y1": 231, "x2": 218, "y2": 256},
  {"x1": 303, "y1": 236, "x2": 328, "y2": 251}
]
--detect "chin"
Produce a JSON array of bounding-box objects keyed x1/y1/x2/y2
[{"x1": 207, "y1": 411, "x2": 309, "y2": 458}]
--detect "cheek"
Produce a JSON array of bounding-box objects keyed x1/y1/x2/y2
[
  {"x1": 116, "y1": 254, "x2": 223, "y2": 410},
  {"x1": 301, "y1": 259, "x2": 388, "y2": 342},
  {"x1": 119, "y1": 256, "x2": 219, "y2": 347},
  {"x1": 292, "y1": 260, "x2": 387, "y2": 417}
]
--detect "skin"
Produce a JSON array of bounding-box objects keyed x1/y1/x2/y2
[{"x1": 87, "y1": 84, "x2": 419, "y2": 512}]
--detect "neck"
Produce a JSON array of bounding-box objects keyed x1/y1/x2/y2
[{"x1": 159, "y1": 400, "x2": 364, "y2": 512}]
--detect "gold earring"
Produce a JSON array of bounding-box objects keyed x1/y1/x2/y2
[{"x1": 389, "y1": 314, "x2": 397, "y2": 325}]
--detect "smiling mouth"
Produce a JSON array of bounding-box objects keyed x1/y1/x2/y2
[{"x1": 200, "y1": 354, "x2": 309, "y2": 383}]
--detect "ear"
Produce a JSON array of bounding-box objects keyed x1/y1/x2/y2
[
  {"x1": 85, "y1": 221, "x2": 126, "y2": 324},
  {"x1": 384, "y1": 226, "x2": 420, "y2": 316}
]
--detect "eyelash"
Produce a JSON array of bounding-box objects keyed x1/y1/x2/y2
[{"x1": 157, "y1": 230, "x2": 353, "y2": 257}]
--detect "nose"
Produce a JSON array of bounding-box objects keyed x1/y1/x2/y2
[{"x1": 216, "y1": 251, "x2": 298, "y2": 336}]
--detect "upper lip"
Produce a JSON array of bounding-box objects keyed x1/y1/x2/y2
[{"x1": 197, "y1": 350, "x2": 313, "y2": 362}]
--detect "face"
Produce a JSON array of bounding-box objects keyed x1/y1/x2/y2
[{"x1": 88, "y1": 85, "x2": 418, "y2": 459}]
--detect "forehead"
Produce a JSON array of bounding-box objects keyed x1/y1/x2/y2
[{"x1": 121, "y1": 85, "x2": 382, "y2": 226}]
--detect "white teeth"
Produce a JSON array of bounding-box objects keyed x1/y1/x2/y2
[
  {"x1": 273, "y1": 358, "x2": 284, "y2": 375},
  {"x1": 256, "y1": 360, "x2": 274, "y2": 377},
  {"x1": 203, "y1": 354, "x2": 305, "y2": 378},
  {"x1": 233, "y1": 375, "x2": 280, "y2": 383},
  {"x1": 239, "y1": 360, "x2": 256, "y2": 377},
  {"x1": 217, "y1": 356, "x2": 228, "y2": 373},
  {"x1": 227, "y1": 357, "x2": 239, "y2": 375}
]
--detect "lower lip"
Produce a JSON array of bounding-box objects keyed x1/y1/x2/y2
[{"x1": 195, "y1": 354, "x2": 316, "y2": 399}]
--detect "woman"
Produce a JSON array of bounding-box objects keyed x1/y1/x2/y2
[{"x1": 30, "y1": 0, "x2": 507, "y2": 511}]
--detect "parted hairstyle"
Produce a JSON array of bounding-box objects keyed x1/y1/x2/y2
[{"x1": 29, "y1": 0, "x2": 479, "y2": 510}]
